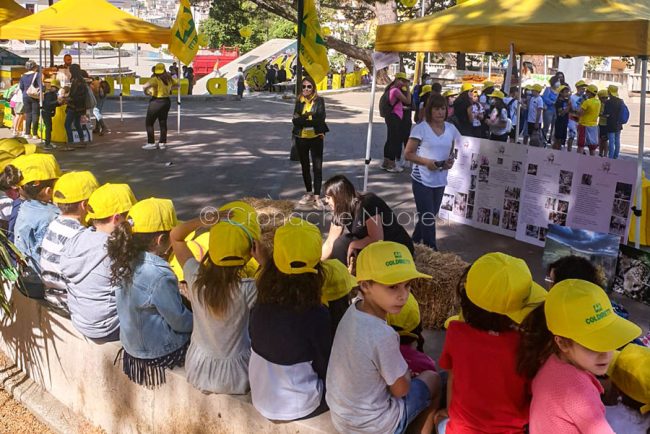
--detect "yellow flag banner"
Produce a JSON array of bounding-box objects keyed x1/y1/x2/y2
[
  {"x1": 170, "y1": 0, "x2": 199, "y2": 65},
  {"x1": 299, "y1": 0, "x2": 329, "y2": 83}
]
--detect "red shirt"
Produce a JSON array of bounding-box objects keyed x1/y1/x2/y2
[{"x1": 439, "y1": 321, "x2": 530, "y2": 434}]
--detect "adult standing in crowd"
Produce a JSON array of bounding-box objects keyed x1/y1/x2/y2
[
  {"x1": 321, "y1": 175, "x2": 414, "y2": 266},
  {"x1": 293, "y1": 76, "x2": 328, "y2": 209},
  {"x1": 235, "y1": 67, "x2": 246, "y2": 99},
  {"x1": 142, "y1": 63, "x2": 177, "y2": 151},
  {"x1": 382, "y1": 72, "x2": 411, "y2": 172},
  {"x1": 265, "y1": 65, "x2": 277, "y2": 92},
  {"x1": 486, "y1": 90, "x2": 510, "y2": 142},
  {"x1": 56, "y1": 54, "x2": 73, "y2": 87},
  {"x1": 405, "y1": 95, "x2": 461, "y2": 251},
  {"x1": 64, "y1": 64, "x2": 88, "y2": 149},
  {"x1": 183, "y1": 65, "x2": 195, "y2": 95},
  {"x1": 577, "y1": 84, "x2": 601, "y2": 156},
  {"x1": 525, "y1": 84, "x2": 544, "y2": 146},
  {"x1": 91, "y1": 78, "x2": 110, "y2": 136},
  {"x1": 542, "y1": 75, "x2": 561, "y2": 143},
  {"x1": 19, "y1": 60, "x2": 40, "y2": 140},
  {"x1": 451, "y1": 83, "x2": 474, "y2": 136},
  {"x1": 604, "y1": 85, "x2": 626, "y2": 159},
  {"x1": 277, "y1": 66, "x2": 287, "y2": 84}
]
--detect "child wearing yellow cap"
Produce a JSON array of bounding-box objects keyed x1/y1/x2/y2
[
  {"x1": 169, "y1": 201, "x2": 265, "y2": 394},
  {"x1": 518, "y1": 279, "x2": 641, "y2": 433},
  {"x1": 0, "y1": 162, "x2": 23, "y2": 239},
  {"x1": 524, "y1": 84, "x2": 544, "y2": 146},
  {"x1": 437, "y1": 252, "x2": 546, "y2": 433},
  {"x1": 567, "y1": 81, "x2": 587, "y2": 152},
  {"x1": 40, "y1": 171, "x2": 99, "y2": 306},
  {"x1": 577, "y1": 85, "x2": 601, "y2": 156},
  {"x1": 553, "y1": 85, "x2": 571, "y2": 150},
  {"x1": 320, "y1": 258, "x2": 355, "y2": 333},
  {"x1": 326, "y1": 241, "x2": 441, "y2": 434},
  {"x1": 42, "y1": 78, "x2": 64, "y2": 151},
  {"x1": 249, "y1": 217, "x2": 331, "y2": 421},
  {"x1": 59, "y1": 183, "x2": 136, "y2": 342},
  {"x1": 598, "y1": 89, "x2": 610, "y2": 157},
  {"x1": 106, "y1": 198, "x2": 192, "y2": 388}
]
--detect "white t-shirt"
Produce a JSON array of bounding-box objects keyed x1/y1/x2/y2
[
  {"x1": 503, "y1": 97, "x2": 519, "y2": 126},
  {"x1": 527, "y1": 95, "x2": 544, "y2": 124},
  {"x1": 409, "y1": 121, "x2": 461, "y2": 188},
  {"x1": 489, "y1": 107, "x2": 510, "y2": 136},
  {"x1": 326, "y1": 302, "x2": 408, "y2": 433}
]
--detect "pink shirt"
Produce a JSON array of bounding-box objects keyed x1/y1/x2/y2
[
  {"x1": 389, "y1": 87, "x2": 405, "y2": 120},
  {"x1": 530, "y1": 354, "x2": 615, "y2": 434}
]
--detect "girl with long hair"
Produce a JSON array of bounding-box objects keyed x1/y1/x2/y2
[
  {"x1": 107, "y1": 198, "x2": 192, "y2": 388},
  {"x1": 142, "y1": 63, "x2": 178, "y2": 150},
  {"x1": 486, "y1": 90, "x2": 511, "y2": 142},
  {"x1": 64, "y1": 64, "x2": 88, "y2": 150}
]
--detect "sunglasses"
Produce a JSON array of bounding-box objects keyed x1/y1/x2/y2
[{"x1": 303, "y1": 85, "x2": 313, "y2": 89}]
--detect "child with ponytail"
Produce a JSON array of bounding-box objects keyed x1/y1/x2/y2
[{"x1": 107, "y1": 198, "x2": 193, "y2": 388}]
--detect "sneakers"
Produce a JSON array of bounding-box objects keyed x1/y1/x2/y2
[
  {"x1": 387, "y1": 164, "x2": 404, "y2": 173},
  {"x1": 43, "y1": 143, "x2": 56, "y2": 151},
  {"x1": 142, "y1": 143, "x2": 158, "y2": 150},
  {"x1": 158, "y1": 143, "x2": 167, "y2": 150},
  {"x1": 298, "y1": 193, "x2": 315, "y2": 205},
  {"x1": 313, "y1": 198, "x2": 326, "y2": 210}
]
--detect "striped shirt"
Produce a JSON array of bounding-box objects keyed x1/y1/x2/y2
[{"x1": 40, "y1": 216, "x2": 83, "y2": 290}]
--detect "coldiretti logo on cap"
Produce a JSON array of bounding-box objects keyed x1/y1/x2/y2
[
  {"x1": 386, "y1": 251, "x2": 411, "y2": 267},
  {"x1": 585, "y1": 303, "x2": 612, "y2": 325}
]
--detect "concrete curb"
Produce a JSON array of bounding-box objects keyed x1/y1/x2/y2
[
  {"x1": 0, "y1": 353, "x2": 91, "y2": 434},
  {"x1": 106, "y1": 94, "x2": 242, "y2": 102}
]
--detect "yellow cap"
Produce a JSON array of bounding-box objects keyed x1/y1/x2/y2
[
  {"x1": 356, "y1": 241, "x2": 431, "y2": 285},
  {"x1": 395, "y1": 72, "x2": 407, "y2": 80},
  {"x1": 169, "y1": 231, "x2": 209, "y2": 281},
  {"x1": 273, "y1": 217, "x2": 322, "y2": 275},
  {"x1": 597, "y1": 89, "x2": 609, "y2": 98},
  {"x1": 444, "y1": 313, "x2": 464, "y2": 329},
  {"x1": 607, "y1": 344, "x2": 650, "y2": 414},
  {"x1": 218, "y1": 200, "x2": 261, "y2": 241},
  {"x1": 321, "y1": 258, "x2": 355, "y2": 304},
  {"x1": 53, "y1": 171, "x2": 99, "y2": 204},
  {"x1": 420, "y1": 85, "x2": 432, "y2": 97},
  {"x1": 443, "y1": 89, "x2": 458, "y2": 97},
  {"x1": 23, "y1": 144, "x2": 37, "y2": 155},
  {"x1": 488, "y1": 90, "x2": 505, "y2": 99},
  {"x1": 608, "y1": 84, "x2": 619, "y2": 97},
  {"x1": 0, "y1": 138, "x2": 35, "y2": 157},
  {"x1": 587, "y1": 84, "x2": 599, "y2": 94},
  {"x1": 127, "y1": 198, "x2": 177, "y2": 233},
  {"x1": 154, "y1": 63, "x2": 165, "y2": 74},
  {"x1": 466, "y1": 252, "x2": 547, "y2": 324},
  {"x1": 49, "y1": 79, "x2": 61, "y2": 89},
  {"x1": 11, "y1": 153, "x2": 61, "y2": 186},
  {"x1": 387, "y1": 292, "x2": 421, "y2": 338},
  {"x1": 575, "y1": 79, "x2": 587, "y2": 88},
  {"x1": 558, "y1": 84, "x2": 569, "y2": 92},
  {"x1": 208, "y1": 220, "x2": 254, "y2": 266},
  {"x1": 545, "y1": 279, "x2": 641, "y2": 352},
  {"x1": 532, "y1": 84, "x2": 543, "y2": 93},
  {"x1": 87, "y1": 183, "x2": 137, "y2": 220},
  {"x1": 461, "y1": 82, "x2": 474, "y2": 93},
  {"x1": 482, "y1": 80, "x2": 495, "y2": 88}
]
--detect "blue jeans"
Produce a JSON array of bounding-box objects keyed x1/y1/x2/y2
[
  {"x1": 394, "y1": 378, "x2": 431, "y2": 434},
  {"x1": 412, "y1": 179, "x2": 445, "y2": 250},
  {"x1": 65, "y1": 110, "x2": 83, "y2": 144},
  {"x1": 608, "y1": 131, "x2": 621, "y2": 159}
]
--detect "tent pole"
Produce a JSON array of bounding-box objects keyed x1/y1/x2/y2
[
  {"x1": 488, "y1": 54, "x2": 492, "y2": 79},
  {"x1": 362, "y1": 65, "x2": 378, "y2": 192},
  {"x1": 38, "y1": 40, "x2": 43, "y2": 142},
  {"x1": 634, "y1": 57, "x2": 647, "y2": 249},
  {"x1": 177, "y1": 58, "x2": 181, "y2": 134},
  {"x1": 118, "y1": 46, "x2": 123, "y2": 123},
  {"x1": 515, "y1": 53, "x2": 523, "y2": 144},
  {"x1": 77, "y1": 42, "x2": 81, "y2": 65}
]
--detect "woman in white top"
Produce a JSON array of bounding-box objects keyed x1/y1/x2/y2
[
  {"x1": 405, "y1": 94, "x2": 462, "y2": 251},
  {"x1": 170, "y1": 202, "x2": 264, "y2": 394},
  {"x1": 486, "y1": 90, "x2": 511, "y2": 142}
]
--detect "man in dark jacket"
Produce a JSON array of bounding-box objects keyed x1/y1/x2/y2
[
  {"x1": 277, "y1": 66, "x2": 287, "y2": 84},
  {"x1": 266, "y1": 65, "x2": 277, "y2": 92},
  {"x1": 42, "y1": 79, "x2": 62, "y2": 150},
  {"x1": 604, "y1": 84, "x2": 626, "y2": 159}
]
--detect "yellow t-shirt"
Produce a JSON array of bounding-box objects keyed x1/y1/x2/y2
[
  {"x1": 147, "y1": 76, "x2": 176, "y2": 98},
  {"x1": 300, "y1": 97, "x2": 318, "y2": 139},
  {"x1": 579, "y1": 97, "x2": 601, "y2": 127}
]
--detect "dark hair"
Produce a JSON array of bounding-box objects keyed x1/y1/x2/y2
[
  {"x1": 107, "y1": 220, "x2": 168, "y2": 286},
  {"x1": 548, "y1": 255, "x2": 604, "y2": 287},
  {"x1": 424, "y1": 94, "x2": 448, "y2": 123},
  {"x1": 155, "y1": 71, "x2": 173, "y2": 86},
  {"x1": 0, "y1": 165, "x2": 21, "y2": 191},
  {"x1": 22, "y1": 179, "x2": 56, "y2": 201},
  {"x1": 431, "y1": 82, "x2": 442, "y2": 94},
  {"x1": 491, "y1": 97, "x2": 507, "y2": 112},
  {"x1": 323, "y1": 175, "x2": 359, "y2": 225},
  {"x1": 194, "y1": 257, "x2": 244, "y2": 318},
  {"x1": 457, "y1": 266, "x2": 514, "y2": 332},
  {"x1": 56, "y1": 201, "x2": 84, "y2": 215},
  {"x1": 256, "y1": 261, "x2": 323, "y2": 312},
  {"x1": 421, "y1": 73, "x2": 429, "y2": 81},
  {"x1": 516, "y1": 304, "x2": 554, "y2": 379},
  {"x1": 69, "y1": 64, "x2": 83, "y2": 82},
  {"x1": 301, "y1": 75, "x2": 318, "y2": 96}
]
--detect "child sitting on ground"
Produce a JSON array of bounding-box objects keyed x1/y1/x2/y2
[
  {"x1": 249, "y1": 217, "x2": 332, "y2": 421},
  {"x1": 60, "y1": 183, "x2": 137, "y2": 343},
  {"x1": 107, "y1": 198, "x2": 193, "y2": 388},
  {"x1": 327, "y1": 241, "x2": 441, "y2": 434},
  {"x1": 320, "y1": 258, "x2": 354, "y2": 334},
  {"x1": 0, "y1": 162, "x2": 22, "y2": 237},
  {"x1": 518, "y1": 279, "x2": 641, "y2": 433},
  {"x1": 40, "y1": 171, "x2": 98, "y2": 308},
  {"x1": 436, "y1": 252, "x2": 546, "y2": 434},
  {"x1": 170, "y1": 201, "x2": 263, "y2": 395}
]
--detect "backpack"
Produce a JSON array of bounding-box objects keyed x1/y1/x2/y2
[
  {"x1": 379, "y1": 86, "x2": 396, "y2": 118},
  {"x1": 619, "y1": 101, "x2": 630, "y2": 125}
]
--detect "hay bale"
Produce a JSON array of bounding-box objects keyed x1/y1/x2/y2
[
  {"x1": 241, "y1": 197, "x2": 295, "y2": 234},
  {"x1": 412, "y1": 244, "x2": 468, "y2": 329}
]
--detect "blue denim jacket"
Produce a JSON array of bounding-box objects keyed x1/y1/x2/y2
[
  {"x1": 14, "y1": 199, "x2": 60, "y2": 274},
  {"x1": 116, "y1": 252, "x2": 193, "y2": 359}
]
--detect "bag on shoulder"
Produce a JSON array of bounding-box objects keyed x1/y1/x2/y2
[
  {"x1": 619, "y1": 102, "x2": 630, "y2": 125},
  {"x1": 25, "y1": 73, "x2": 40, "y2": 100},
  {"x1": 379, "y1": 86, "x2": 396, "y2": 118}
]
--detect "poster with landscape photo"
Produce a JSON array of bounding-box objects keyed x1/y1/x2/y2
[{"x1": 612, "y1": 244, "x2": 650, "y2": 306}]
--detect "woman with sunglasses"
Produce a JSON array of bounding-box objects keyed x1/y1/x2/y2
[{"x1": 292, "y1": 76, "x2": 329, "y2": 209}]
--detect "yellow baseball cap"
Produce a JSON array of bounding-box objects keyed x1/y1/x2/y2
[
  {"x1": 127, "y1": 198, "x2": 177, "y2": 233},
  {"x1": 587, "y1": 84, "x2": 599, "y2": 95},
  {"x1": 208, "y1": 220, "x2": 254, "y2": 266},
  {"x1": 218, "y1": 200, "x2": 261, "y2": 241},
  {"x1": 607, "y1": 344, "x2": 650, "y2": 414},
  {"x1": 482, "y1": 80, "x2": 495, "y2": 88},
  {"x1": 154, "y1": 63, "x2": 165, "y2": 74},
  {"x1": 460, "y1": 82, "x2": 474, "y2": 93},
  {"x1": 0, "y1": 138, "x2": 36, "y2": 157},
  {"x1": 608, "y1": 84, "x2": 619, "y2": 97},
  {"x1": 356, "y1": 241, "x2": 431, "y2": 285},
  {"x1": 466, "y1": 252, "x2": 547, "y2": 324},
  {"x1": 321, "y1": 258, "x2": 355, "y2": 304},
  {"x1": 49, "y1": 79, "x2": 61, "y2": 89},
  {"x1": 532, "y1": 84, "x2": 543, "y2": 93},
  {"x1": 11, "y1": 153, "x2": 61, "y2": 186},
  {"x1": 444, "y1": 313, "x2": 464, "y2": 329},
  {"x1": 387, "y1": 292, "x2": 421, "y2": 339},
  {"x1": 558, "y1": 84, "x2": 569, "y2": 92},
  {"x1": 575, "y1": 79, "x2": 587, "y2": 88},
  {"x1": 420, "y1": 85, "x2": 432, "y2": 97},
  {"x1": 443, "y1": 89, "x2": 458, "y2": 97},
  {"x1": 273, "y1": 217, "x2": 322, "y2": 275},
  {"x1": 597, "y1": 89, "x2": 609, "y2": 98},
  {"x1": 169, "y1": 231, "x2": 209, "y2": 281},
  {"x1": 488, "y1": 90, "x2": 505, "y2": 99},
  {"x1": 53, "y1": 171, "x2": 99, "y2": 204},
  {"x1": 87, "y1": 183, "x2": 137, "y2": 220},
  {"x1": 545, "y1": 279, "x2": 641, "y2": 352},
  {"x1": 395, "y1": 72, "x2": 407, "y2": 80}
]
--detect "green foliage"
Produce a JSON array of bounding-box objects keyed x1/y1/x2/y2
[{"x1": 585, "y1": 56, "x2": 606, "y2": 72}]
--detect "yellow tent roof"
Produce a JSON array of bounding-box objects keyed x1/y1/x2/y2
[
  {"x1": 0, "y1": 0, "x2": 28, "y2": 27},
  {"x1": 0, "y1": 0, "x2": 170, "y2": 44},
  {"x1": 375, "y1": 0, "x2": 650, "y2": 56}
]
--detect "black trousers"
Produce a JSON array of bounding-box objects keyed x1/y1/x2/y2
[
  {"x1": 384, "y1": 113, "x2": 403, "y2": 160},
  {"x1": 296, "y1": 136, "x2": 324, "y2": 196},
  {"x1": 42, "y1": 113, "x2": 53, "y2": 145},
  {"x1": 145, "y1": 97, "x2": 171, "y2": 144},
  {"x1": 24, "y1": 97, "x2": 39, "y2": 136}
]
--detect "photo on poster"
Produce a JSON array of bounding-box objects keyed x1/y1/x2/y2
[
  {"x1": 504, "y1": 199, "x2": 520, "y2": 213},
  {"x1": 526, "y1": 224, "x2": 539, "y2": 238},
  {"x1": 505, "y1": 186, "x2": 521, "y2": 200},
  {"x1": 612, "y1": 199, "x2": 630, "y2": 218},
  {"x1": 479, "y1": 166, "x2": 490, "y2": 183},
  {"x1": 497, "y1": 157, "x2": 504, "y2": 165},
  {"x1": 470, "y1": 175, "x2": 477, "y2": 190},
  {"x1": 470, "y1": 153, "x2": 479, "y2": 171},
  {"x1": 544, "y1": 197, "x2": 557, "y2": 210},
  {"x1": 502, "y1": 211, "x2": 511, "y2": 229},
  {"x1": 542, "y1": 224, "x2": 619, "y2": 288},
  {"x1": 581, "y1": 173, "x2": 593, "y2": 186},
  {"x1": 609, "y1": 215, "x2": 627, "y2": 236},
  {"x1": 497, "y1": 145, "x2": 506, "y2": 154},
  {"x1": 538, "y1": 227, "x2": 548, "y2": 242},
  {"x1": 512, "y1": 161, "x2": 522, "y2": 173},
  {"x1": 468, "y1": 190, "x2": 476, "y2": 205},
  {"x1": 613, "y1": 244, "x2": 650, "y2": 305},
  {"x1": 441, "y1": 193, "x2": 454, "y2": 212},
  {"x1": 501, "y1": 211, "x2": 518, "y2": 230},
  {"x1": 559, "y1": 170, "x2": 573, "y2": 195},
  {"x1": 453, "y1": 193, "x2": 468, "y2": 217},
  {"x1": 557, "y1": 200, "x2": 569, "y2": 213},
  {"x1": 615, "y1": 182, "x2": 633, "y2": 201},
  {"x1": 492, "y1": 208, "x2": 501, "y2": 226},
  {"x1": 477, "y1": 207, "x2": 490, "y2": 224},
  {"x1": 527, "y1": 164, "x2": 538, "y2": 176},
  {"x1": 465, "y1": 205, "x2": 474, "y2": 219},
  {"x1": 480, "y1": 155, "x2": 490, "y2": 166},
  {"x1": 549, "y1": 211, "x2": 567, "y2": 226}
]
